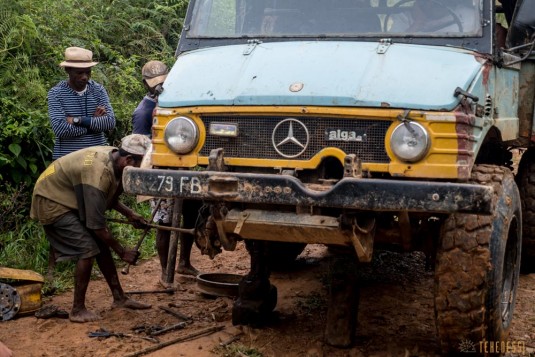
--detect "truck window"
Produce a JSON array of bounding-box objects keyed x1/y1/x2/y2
[
  {"x1": 190, "y1": 0, "x2": 237, "y2": 36},
  {"x1": 187, "y1": 0, "x2": 482, "y2": 38}
]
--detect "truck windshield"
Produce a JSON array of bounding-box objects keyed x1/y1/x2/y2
[{"x1": 188, "y1": 0, "x2": 482, "y2": 38}]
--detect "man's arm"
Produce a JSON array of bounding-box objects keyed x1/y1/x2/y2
[
  {"x1": 92, "y1": 226, "x2": 139, "y2": 265},
  {"x1": 113, "y1": 200, "x2": 147, "y2": 228},
  {"x1": 48, "y1": 88, "x2": 90, "y2": 138},
  {"x1": 79, "y1": 166, "x2": 140, "y2": 264},
  {"x1": 77, "y1": 85, "x2": 116, "y2": 133}
]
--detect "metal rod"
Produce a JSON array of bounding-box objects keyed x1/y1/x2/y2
[
  {"x1": 107, "y1": 218, "x2": 195, "y2": 235},
  {"x1": 159, "y1": 305, "x2": 192, "y2": 321},
  {"x1": 124, "y1": 326, "x2": 224, "y2": 357},
  {"x1": 121, "y1": 198, "x2": 164, "y2": 275},
  {"x1": 165, "y1": 199, "x2": 183, "y2": 286},
  {"x1": 149, "y1": 322, "x2": 187, "y2": 336}
]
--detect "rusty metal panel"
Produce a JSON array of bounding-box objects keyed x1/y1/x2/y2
[
  {"x1": 516, "y1": 61, "x2": 535, "y2": 140},
  {"x1": 123, "y1": 167, "x2": 493, "y2": 214},
  {"x1": 493, "y1": 62, "x2": 521, "y2": 141},
  {"x1": 222, "y1": 209, "x2": 351, "y2": 245}
]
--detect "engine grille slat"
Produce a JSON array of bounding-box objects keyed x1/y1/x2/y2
[{"x1": 200, "y1": 116, "x2": 391, "y2": 163}]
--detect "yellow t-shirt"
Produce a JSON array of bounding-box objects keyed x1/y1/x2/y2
[{"x1": 30, "y1": 147, "x2": 119, "y2": 228}]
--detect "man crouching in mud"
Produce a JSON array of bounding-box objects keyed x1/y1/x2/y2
[{"x1": 30, "y1": 134, "x2": 152, "y2": 322}]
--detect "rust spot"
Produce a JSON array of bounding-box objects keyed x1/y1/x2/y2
[
  {"x1": 481, "y1": 62, "x2": 491, "y2": 87},
  {"x1": 455, "y1": 109, "x2": 476, "y2": 180},
  {"x1": 380, "y1": 102, "x2": 391, "y2": 107}
]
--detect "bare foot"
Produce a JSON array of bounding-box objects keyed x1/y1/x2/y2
[
  {"x1": 159, "y1": 277, "x2": 173, "y2": 289},
  {"x1": 112, "y1": 297, "x2": 151, "y2": 310},
  {"x1": 177, "y1": 264, "x2": 199, "y2": 277},
  {"x1": 69, "y1": 308, "x2": 101, "y2": 323}
]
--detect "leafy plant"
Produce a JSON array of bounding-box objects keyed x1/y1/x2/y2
[{"x1": 0, "y1": 0, "x2": 187, "y2": 291}]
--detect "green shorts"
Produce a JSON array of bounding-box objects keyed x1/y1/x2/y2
[{"x1": 43, "y1": 212, "x2": 100, "y2": 262}]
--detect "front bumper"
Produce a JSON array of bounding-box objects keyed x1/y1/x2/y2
[{"x1": 123, "y1": 167, "x2": 493, "y2": 214}]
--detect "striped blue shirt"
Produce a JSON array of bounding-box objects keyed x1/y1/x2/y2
[{"x1": 48, "y1": 80, "x2": 116, "y2": 159}]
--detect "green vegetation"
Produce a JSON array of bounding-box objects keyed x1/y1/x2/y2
[
  {"x1": 296, "y1": 291, "x2": 327, "y2": 316},
  {"x1": 0, "y1": 0, "x2": 187, "y2": 289},
  {"x1": 215, "y1": 343, "x2": 264, "y2": 357}
]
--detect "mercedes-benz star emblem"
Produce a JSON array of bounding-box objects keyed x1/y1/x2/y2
[{"x1": 271, "y1": 118, "x2": 310, "y2": 158}]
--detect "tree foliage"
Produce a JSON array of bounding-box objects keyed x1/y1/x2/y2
[{"x1": 0, "y1": 0, "x2": 187, "y2": 231}]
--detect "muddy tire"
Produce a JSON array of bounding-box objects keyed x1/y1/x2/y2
[
  {"x1": 515, "y1": 148, "x2": 535, "y2": 273},
  {"x1": 266, "y1": 242, "x2": 306, "y2": 270},
  {"x1": 434, "y1": 165, "x2": 521, "y2": 355}
]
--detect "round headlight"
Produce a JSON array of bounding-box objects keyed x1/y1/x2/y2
[
  {"x1": 164, "y1": 117, "x2": 199, "y2": 154},
  {"x1": 390, "y1": 121, "x2": 430, "y2": 162}
]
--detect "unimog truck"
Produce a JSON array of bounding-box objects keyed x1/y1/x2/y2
[{"x1": 123, "y1": 0, "x2": 535, "y2": 353}]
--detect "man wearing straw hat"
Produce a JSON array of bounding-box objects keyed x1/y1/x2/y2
[{"x1": 48, "y1": 46, "x2": 116, "y2": 160}]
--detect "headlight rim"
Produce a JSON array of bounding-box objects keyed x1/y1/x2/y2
[
  {"x1": 390, "y1": 121, "x2": 430, "y2": 163},
  {"x1": 164, "y1": 116, "x2": 199, "y2": 154}
]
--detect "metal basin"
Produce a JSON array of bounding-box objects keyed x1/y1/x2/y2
[{"x1": 196, "y1": 273, "x2": 243, "y2": 297}]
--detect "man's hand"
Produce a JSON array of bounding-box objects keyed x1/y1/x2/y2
[
  {"x1": 121, "y1": 248, "x2": 141, "y2": 265},
  {"x1": 93, "y1": 106, "x2": 107, "y2": 117},
  {"x1": 0, "y1": 341, "x2": 12, "y2": 357},
  {"x1": 127, "y1": 211, "x2": 148, "y2": 229}
]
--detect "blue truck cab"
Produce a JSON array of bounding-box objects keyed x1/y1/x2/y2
[{"x1": 123, "y1": 0, "x2": 535, "y2": 352}]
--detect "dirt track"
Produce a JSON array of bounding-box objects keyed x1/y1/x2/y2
[{"x1": 1, "y1": 243, "x2": 534, "y2": 356}]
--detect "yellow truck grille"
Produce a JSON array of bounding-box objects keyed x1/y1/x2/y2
[{"x1": 199, "y1": 115, "x2": 392, "y2": 163}]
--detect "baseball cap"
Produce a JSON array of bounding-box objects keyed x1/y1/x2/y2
[
  {"x1": 120, "y1": 134, "x2": 151, "y2": 157},
  {"x1": 142, "y1": 60, "x2": 169, "y2": 88},
  {"x1": 60, "y1": 47, "x2": 99, "y2": 68}
]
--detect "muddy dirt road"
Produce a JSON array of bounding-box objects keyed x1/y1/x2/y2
[{"x1": 1, "y1": 243, "x2": 534, "y2": 356}]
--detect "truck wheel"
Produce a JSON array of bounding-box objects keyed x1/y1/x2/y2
[
  {"x1": 266, "y1": 242, "x2": 306, "y2": 270},
  {"x1": 434, "y1": 165, "x2": 521, "y2": 355},
  {"x1": 516, "y1": 148, "x2": 535, "y2": 273}
]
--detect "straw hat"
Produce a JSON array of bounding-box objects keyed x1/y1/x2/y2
[{"x1": 60, "y1": 47, "x2": 99, "y2": 68}]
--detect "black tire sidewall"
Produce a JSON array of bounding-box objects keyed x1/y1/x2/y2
[
  {"x1": 516, "y1": 149, "x2": 535, "y2": 273},
  {"x1": 486, "y1": 169, "x2": 521, "y2": 340}
]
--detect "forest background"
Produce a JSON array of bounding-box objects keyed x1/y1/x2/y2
[{"x1": 0, "y1": 0, "x2": 188, "y2": 290}]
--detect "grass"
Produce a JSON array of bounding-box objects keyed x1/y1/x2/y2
[
  {"x1": 214, "y1": 343, "x2": 264, "y2": 357},
  {"x1": 107, "y1": 198, "x2": 157, "y2": 265},
  {"x1": 0, "y1": 220, "x2": 49, "y2": 272},
  {"x1": 295, "y1": 291, "x2": 327, "y2": 316}
]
